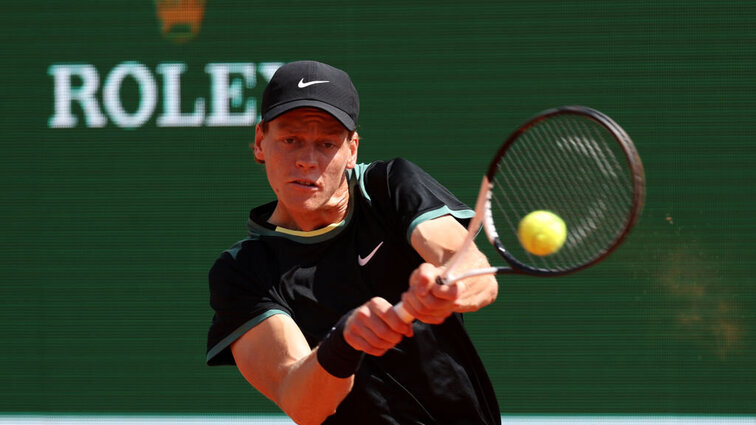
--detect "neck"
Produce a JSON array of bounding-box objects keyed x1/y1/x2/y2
[{"x1": 269, "y1": 180, "x2": 351, "y2": 232}]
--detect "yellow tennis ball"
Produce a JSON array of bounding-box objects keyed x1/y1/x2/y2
[{"x1": 518, "y1": 210, "x2": 567, "y2": 256}]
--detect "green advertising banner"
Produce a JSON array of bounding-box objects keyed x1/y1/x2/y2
[{"x1": 1, "y1": 0, "x2": 754, "y2": 421}]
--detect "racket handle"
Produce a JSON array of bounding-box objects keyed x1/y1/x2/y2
[
  {"x1": 393, "y1": 301, "x2": 415, "y2": 323},
  {"x1": 394, "y1": 275, "x2": 448, "y2": 323}
]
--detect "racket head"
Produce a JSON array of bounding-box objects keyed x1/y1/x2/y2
[{"x1": 483, "y1": 105, "x2": 645, "y2": 276}]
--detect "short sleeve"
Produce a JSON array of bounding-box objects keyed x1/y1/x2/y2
[
  {"x1": 205, "y1": 242, "x2": 292, "y2": 366},
  {"x1": 364, "y1": 158, "x2": 474, "y2": 243}
]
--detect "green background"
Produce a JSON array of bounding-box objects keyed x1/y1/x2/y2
[{"x1": 1, "y1": 0, "x2": 754, "y2": 416}]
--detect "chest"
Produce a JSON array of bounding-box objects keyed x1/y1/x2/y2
[{"x1": 267, "y1": 212, "x2": 422, "y2": 345}]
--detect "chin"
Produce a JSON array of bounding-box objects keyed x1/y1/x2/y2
[{"x1": 281, "y1": 193, "x2": 326, "y2": 212}]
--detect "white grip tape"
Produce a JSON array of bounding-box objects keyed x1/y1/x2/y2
[{"x1": 393, "y1": 301, "x2": 415, "y2": 323}]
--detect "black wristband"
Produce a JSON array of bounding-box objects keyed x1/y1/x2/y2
[{"x1": 316, "y1": 312, "x2": 365, "y2": 378}]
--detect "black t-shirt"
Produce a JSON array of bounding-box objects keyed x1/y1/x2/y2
[{"x1": 206, "y1": 159, "x2": 500, "y2": 425}]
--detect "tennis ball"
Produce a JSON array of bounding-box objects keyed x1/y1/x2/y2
[{"x1": 518, "y1": 210, "x2": 567, "y2": 256}]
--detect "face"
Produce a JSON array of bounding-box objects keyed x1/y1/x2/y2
[{"x1": 253, "y1": 108, "x2": 358, "y2": 229}]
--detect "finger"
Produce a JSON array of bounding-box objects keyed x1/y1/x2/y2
[
  {"x1": 344, "y1": 332, "x2": 389, "y2": 357},
  {"x1": 353, "y1": 309, "x2": 403, "y2": 347},
  {"x1": 409, "y1": 263, "x2": 438, "y2": 295},
  {"x1": 377, "y1": 304, "x2": 414, "y2": 337},
  {"x1": 344, "y1": 316, "x2": 398, "y2": 354},
  {"x1": 431, "y1": 280, "x2": 465, "y2": 301},
  {"x1": 366, "y1": 297, "x2": 413, "y2": 337},
  {"x1": 403, "y1": 289, "x2": 444, "y2": 316},
  {"x1": 401, "y1": 291, "x2": 453, "y2": 324},
  {"x1": 403, "y1": 307, "x2": 450, "y2": 325},
  {"x1": 345, "y1": 300, "x2": 410, "y2": 353},
  {"x1": 410, "y1": 285, "x2": 456, "y2": 311}
]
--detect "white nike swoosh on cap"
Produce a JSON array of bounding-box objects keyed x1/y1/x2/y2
[
  {"x1": 357, "y1": 241, "x2": 384, "y2": 266},
  {"x1": 298, "y1": 78, "x2": 330, "y2": 88}
]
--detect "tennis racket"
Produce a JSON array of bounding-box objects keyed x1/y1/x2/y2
[{"x1": 394, "y1": 105, "x2": 645, "y2": 322}]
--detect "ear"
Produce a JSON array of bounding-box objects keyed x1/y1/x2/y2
[
  {"x1": 252, "y1": 122, "x2": 266, "y2": 164},
  {"x1": 345, "y1": 131, "x2": 359, "y2": 169}
]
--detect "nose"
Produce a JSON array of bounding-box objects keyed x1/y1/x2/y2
[{"x1": 295, "y1": 143, "x2": 318, "y2": 170}]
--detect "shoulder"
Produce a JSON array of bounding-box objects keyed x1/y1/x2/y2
[
  {"x1": 351, "y1": 158, "x2": 428, "y2": 196},
  {"x1": 351, "y1": 158, "x2": 424, "y2": 179},
  {"x1": 386, "y1": 157, "x2": 422, "y2": 174},
  {"x1": 219, "y1": 236, "x2": 259, "y2": 263},
  {"x1": 209, "y1": 234, "x2": 271, "y2": 292},
  {"x1": 371, "y1": 157, "x2": 425, "y2": 180}
]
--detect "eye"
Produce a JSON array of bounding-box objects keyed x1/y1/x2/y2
[
  {"x1": 320, "y1": 139, "x2": 341, "y2": 149},
  {"x1": 282, "y1": 137, "x2": 296, "y2": 145}
]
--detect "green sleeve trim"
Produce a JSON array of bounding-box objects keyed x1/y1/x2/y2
[
  {"x1": 406, "y1": 206, "x2": 475, "y2": 243},
  {"x1": 206, "y1": 309, "x2": 290, "y2": 363},
  {"x1": 351, "y1": 162, "x2": 371, "y2": 202}
]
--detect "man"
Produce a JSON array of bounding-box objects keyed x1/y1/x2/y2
[{"x1": 206, "y1": 60, "x2": 500, "y2": 424}]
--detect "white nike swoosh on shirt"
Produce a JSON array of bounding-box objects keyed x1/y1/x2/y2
[
  {"x1": 357, "y1": 241, "x2": 384, "y2": 266},
  {"x1": 298, "y1": 78, "x2": 330, "y2": 88}
]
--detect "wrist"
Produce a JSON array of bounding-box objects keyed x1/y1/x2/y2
[{"x1": 316, "y1": 312, "x2": 365, "y2": 378}]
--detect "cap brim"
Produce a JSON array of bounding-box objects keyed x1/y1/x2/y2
[{"x1": 262, "y1": 100, "x2": 357, "y2": 131}]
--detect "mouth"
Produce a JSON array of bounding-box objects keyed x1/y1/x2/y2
[{"x1": 289, "y1": 178, "x2": 320, "y2": 189}]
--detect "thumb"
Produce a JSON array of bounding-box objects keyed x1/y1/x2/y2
[
  {"x1": 410, "y1": 263, "x2": 441, "y2": 295},
  {"x1": 431, "y1": 279, "x2": 465, "y2": 300}
]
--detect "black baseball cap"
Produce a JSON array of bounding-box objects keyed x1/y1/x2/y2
[{"x1": 261, "y1": 61, "x2": 360, "y2": 131}]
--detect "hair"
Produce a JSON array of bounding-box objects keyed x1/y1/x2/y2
[{"x1": 259, "y1": 119, "x2": 270, "y2": 134}]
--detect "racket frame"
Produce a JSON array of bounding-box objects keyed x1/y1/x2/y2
[
  {"x1": 480, "y1": 105, "x2": 645, "y2": 277},
  {"x1": 395, "y1": 105, "x2": 645, "y2": 321}
]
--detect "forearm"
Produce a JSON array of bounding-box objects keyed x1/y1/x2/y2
[
  {"x1": 231, "y1": 315, "x2": 355, "y2": 425},
  {"x1": 411, "y1": 215, "x2": 498, "y2": 313},
  {"x1": 276, "y1": 350, "x2": 354, "y2": 425},
  {"x1": 449, "y1": 248, "x2": 498, "y2": 312}
]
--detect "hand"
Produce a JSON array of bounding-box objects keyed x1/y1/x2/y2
[
  {"x1": 399, "y1": 263, "x2": 464, "y2": 324},
  {"x1": 343, "y1": 297, "x2": 414, "y2": 356}
]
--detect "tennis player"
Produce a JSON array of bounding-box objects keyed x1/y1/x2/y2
[{"x1": 206, "y1": 60, "x2": 500, "y2": 424}]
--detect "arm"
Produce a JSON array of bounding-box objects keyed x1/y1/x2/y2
[
  {"x1": 402, "y1": 214, "x2": 499, "y2": 323},
  {"x1": 231, "y1": 300, "x2": 413, "y2": 425},
  {"x1": 231, "y1": 314, "x2": 351, "y2": 425}
]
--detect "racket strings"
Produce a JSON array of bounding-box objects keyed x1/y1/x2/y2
[
  {"x1": 549, "y1": 117, "x2": 631, "y2": 246},
  {"x1": 490, "y1": 113, "x2": 636, "y2": 271},
  {"x1": 518, "y1": 126, "x2": 594, "y2": 268},
  {"x1": 520, "y1": 121, "x2": 599, "y2": 267},
  {"x1": 573, "y1": 118, "x2": 634, "y2": 233},
  {"x1": 496, "y1": 131, "x2": 584, "y2": 268},
  {"x1": 497, "y1": 121, "x2": 592, "y2": 268}
]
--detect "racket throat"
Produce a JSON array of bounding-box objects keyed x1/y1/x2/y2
[
  {"x1": 441, "y1": 266, "x2": 501, "y2": 285},
  {"x1": 439, "y1": 176, "x2": 493, "y2": 284}
]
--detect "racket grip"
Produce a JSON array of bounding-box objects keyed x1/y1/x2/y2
[
  {"x1": 395, "y1": 275, "x2": 447, "y2": 323},
  {"x1": 393, "y1": 301, "x2": 415, "y2": 323}
]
